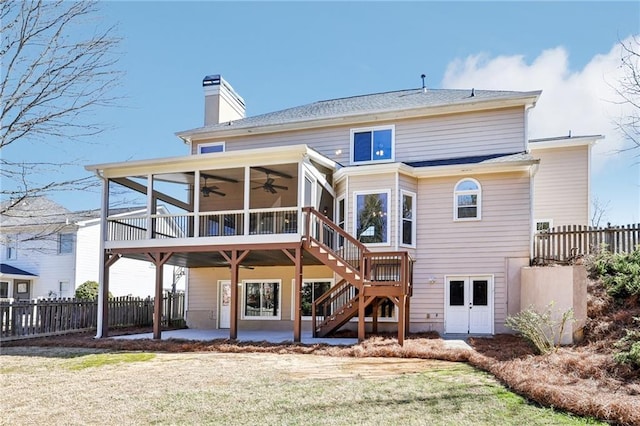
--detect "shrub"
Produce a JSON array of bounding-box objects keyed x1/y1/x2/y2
[
  {"x1": 75, "y1": 280, "x2": 112, "y2": 300},
  {"x1": 588, "y1": 248, "x2": 640, "y2": 298},
  {"x1": 505, "y1": 303, "x2": 574, "y2": 355},
  {"x1": 614, "y1": 317, "x2": 640, "y2": 368}
]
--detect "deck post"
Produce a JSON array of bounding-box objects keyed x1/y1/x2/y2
[
  {"x1": 358, "y1": 291, "x2": 366, "y2": 342},
  {"x1": 397, "y1": 294, "x2": 406, "y2": 346},
  {"x1": 293, "y1": 246, "x2": 303, "y2": 342},
  {"x1": 147, "y1": 252, "x2": 172, "y2": 340}
]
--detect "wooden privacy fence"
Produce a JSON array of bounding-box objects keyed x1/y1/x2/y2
[
  {"x1": 0, "y1": 293, "x2": 185, "y2": 341},
  {"x1": 532, "y1": 223, "x2": 639, "y2": 264}
]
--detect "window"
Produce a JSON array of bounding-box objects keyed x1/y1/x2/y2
[
  {"x1": 401, "y1": 191, "x2": 416, "y2": 247},
  {"x1": 243, "y1": 280, "x2": 280, "y2": 319},
  {"x1": 198, "y1": 142, "x2": 225, "y2": 154},
  {"x1": 454, "y1": 178, "x2": 481, "y2": 221},
  {"x1": 5, "y1": 237, "x2": 17, "y2": 260},
  {"x1": 293, "y1": 279, "x2": 333, "y2": 318},
  {"x1": 351, "y1": 125, "x2": 394, "y2": 164},
  {"x1": 58, "y1": 233, "x2": 74, "y2": 254},
  {"x1": 337, "y1": 197, "x2": 345, "y2": 248},
  {"x1": 535, "y1": 220, "x2": 553, "y2": 232},
  {"x1": 355, "y1": 191, "x2": 390, "y2": 245},
  {"x1": 0, "y1": 282, "x2": 8, "y2": 298}
]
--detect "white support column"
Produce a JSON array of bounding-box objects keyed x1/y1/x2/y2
[
  {"x1": 194, "y1": 170, "x2": 200, "y2": 238},
  {"x1": 147, "y1": 174, "x2": 154, "y2": 239},
  {"x1": 96, "y1": 176, "x2": 109, "y2": 338},
  {"x1": 243, "y1": 166, "x2": 251, "y2": 235}
]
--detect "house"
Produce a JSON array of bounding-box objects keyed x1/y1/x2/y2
[
  {"x1": 85, "y1": 75, "x2": 598, "y2": 343},
  {"x1": 0, "y1": 197, "x2": 184, "y2": 300}
]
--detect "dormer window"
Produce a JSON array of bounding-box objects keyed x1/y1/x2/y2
[
  {"x1": 454, "y1": 178, "x2": 481, "y2": 221},
  {"x1": 199, "y1": 142, "x2": 225, "y2": 154},
  {"x1": 350, "y1": 125, "x2": 394, "y2": 164}
]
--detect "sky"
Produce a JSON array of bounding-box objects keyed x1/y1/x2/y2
[{"x1": 4, "y1": 1, "x2": 639, "y2": 225}]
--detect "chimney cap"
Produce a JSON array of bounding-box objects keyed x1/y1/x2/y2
[{"x1": 203, "y1": 75, "x2": 221, "y2": 87}]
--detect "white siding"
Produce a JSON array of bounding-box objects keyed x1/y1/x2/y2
[
  {"x1": 532, "y1": 146, "x2": 589, "y2": 227},
  {"x1": 193, "y1": 107, "x2": 526, "y2": 164},
  {"x1": 75, "y1": 222, "x2": 183, "y2": 298},
  {"x1": 1, "y1": 229, "x2": 76, "y2": 299},
  {"x1": 413, "y1": 172, "x2": 531, "y2": 333}
]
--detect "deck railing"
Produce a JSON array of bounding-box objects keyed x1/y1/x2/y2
[
  {"x1": 532, "y1": 223, "x2": 639, "y2": 264},
  {"x1": 107, "y1": 207, "x2": 299, "y2": 241}
]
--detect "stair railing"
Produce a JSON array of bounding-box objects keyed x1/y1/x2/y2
[
  {"x1": 311, "y1": 279, "x2": 357, "y2": 337},
  {"x1": 303, "y1": 206, "x2": 367, "y2": 274},
  {"x1": 363, "y1": 251, "x2": 414, "y2": 296}
]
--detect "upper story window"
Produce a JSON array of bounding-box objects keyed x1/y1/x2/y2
[
  {"x1": 350, "y1": 125, "x2": 395, "y2": 164},
  {"x1": 58, "y1": 233, "x2": 74, "y2": 254},
  {"x1": 5, "y1": 237, "x2": 17, "y2": 260},
  {"x1": 454, "y1": 178, "x2": 481, "y2": 221},
  {"x1": 198, "y1": 142, "x2": 225, "y2": 154}
]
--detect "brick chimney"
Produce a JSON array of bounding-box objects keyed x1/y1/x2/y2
[{"x1": 202, "y1": 75, "x2": 246, "y2": 126}]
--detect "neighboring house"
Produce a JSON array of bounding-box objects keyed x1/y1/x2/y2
[
  {"x1": 85, "y1": 75, "x2": 598, "y2": 342},
  {"x1": 0, "y1": 197, "x2": 184, "y2": 300}
]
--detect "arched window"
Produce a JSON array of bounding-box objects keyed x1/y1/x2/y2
[{"x1": 454, "y1": 178, "x2": 481, "y2": 220}]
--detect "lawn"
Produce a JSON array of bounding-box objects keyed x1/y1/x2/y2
[{"x1": 1, "y1": 347, "x2": 599, "y2": 425}]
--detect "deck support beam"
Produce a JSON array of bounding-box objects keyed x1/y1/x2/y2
[
  {"x1": 220, "y1": 250, "x2": 250, "y2": 340},
  {"x1": 147, "y1": 252, "x2": 173, "y2": 340}
]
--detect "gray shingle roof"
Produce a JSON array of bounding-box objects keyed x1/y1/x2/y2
[
  {"x1": 178, "y1": 88, "x2": 541, "y2": 136},
  {"x1": 405, "y1": 152, "x2": 535, "y2": 168}
]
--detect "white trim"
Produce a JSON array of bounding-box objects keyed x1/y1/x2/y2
[
  {"x1": 394, "y1": 172, "x2": 399, "y2": 251},
  {"x1": 350, "y1": 124, "x2": 395, "y2": 165},
  {"x1": 529, "y1": 135, "x2": 603, "y2": 150},
  {"x1": 399, "y1": 190, "x2": 417, "y2": 248},
  {"x1": 290, "y1": 278, "x2": 334, "y2": 320},
  {"x1": 241, "y1": 279, "x2": 282, "y2": 320},
  {"x1": 353, "y1": 189, "x2": 392, "y2": 247},
  {"x1": 453, "y1": 178, "x2": 482, "y2": 222},
  {"x1": 198, "y1": 141, "x2": 226, "y2": 154}
]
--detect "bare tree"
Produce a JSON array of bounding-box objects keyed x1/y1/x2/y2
[
  {"x1": 591, "y1": 196, "x2": 610, "y2": 227},
  {"x1": 0, "y1": 0, "x2": 121, "y2": 213},
  {"x1": 614, "y1": 35, "x2": 640, "y2": 151}
]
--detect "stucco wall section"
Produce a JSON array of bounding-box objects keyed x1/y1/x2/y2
[{"x1": 520, "y1": 265, "x2": 587, "y2": 344}]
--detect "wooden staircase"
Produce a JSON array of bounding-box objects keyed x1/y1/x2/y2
[{"x1": 302, "y1": 207, "x2": 413, "y2": 343}]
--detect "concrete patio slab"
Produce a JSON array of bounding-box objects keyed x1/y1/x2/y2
[
  {"x1": 112, "y1": 328, "x2": 473, "y2": 350},
  {"x1": 112, "y1": 329, "x2": 359, "y2": 346}
]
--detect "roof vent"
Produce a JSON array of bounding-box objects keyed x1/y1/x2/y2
[{"x1": 421, "y1": 74, "x2": 427, "y2": 93}]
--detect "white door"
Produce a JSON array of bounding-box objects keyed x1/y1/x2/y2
[
  {"x1": 445, "y1": 276, "x2": 493, "y2": 334},
  {"x1": 218, "y1": 280, "x2": 231, "y2": 329}
]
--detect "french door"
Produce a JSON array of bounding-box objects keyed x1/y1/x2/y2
[{"x1": 445, "y1": 276, "x2": 493, "y2": 334}]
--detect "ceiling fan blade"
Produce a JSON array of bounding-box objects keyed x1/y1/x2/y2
[
  {"x1": 269, "y1": 186, "x2": 277, "y2": 194},
  {"x1": 272, "y1": 185, "x2": 288, "y2": 191},
  {"x1": 211, "y1": 190, "x2": 226, "y2": 197},
  {"x1": 252, "y1": 185, "x2": 263, "y2": 190}
]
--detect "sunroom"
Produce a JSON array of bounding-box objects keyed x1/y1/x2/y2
[{"x1": 88, "y1": 144, "x2": 337, "y2": 253}]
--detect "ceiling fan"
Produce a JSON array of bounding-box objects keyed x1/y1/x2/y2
[
  {"x1": 252, "y1": 166, "x2": 292, "y2": 194},
  {"x1": 253, "y1": 173, "x2": 288, "y2": 194},
  {"x1": 201, "y1": 177, "x2": 226, "y2": 197}
]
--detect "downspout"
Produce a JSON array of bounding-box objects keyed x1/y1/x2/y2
[
  {"x1": 525, "y1": 103, "x2": 536, "y2": 263},
  {"x1": 93, "y1": 169, "x2": 108, "y2": 338}
]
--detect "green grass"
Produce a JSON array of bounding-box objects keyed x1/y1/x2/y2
[{"x1": 66, "y1": 352, "x2": 155, "y2": 370}]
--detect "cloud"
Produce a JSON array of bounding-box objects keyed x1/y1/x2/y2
[{"x1": 441, "y1": 37, "x2": 638, "y2": 171}]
